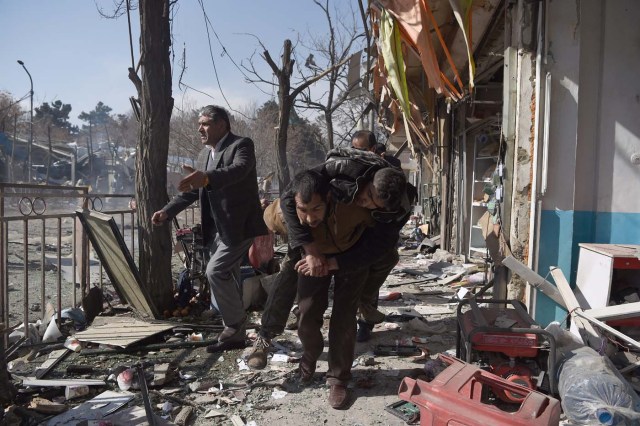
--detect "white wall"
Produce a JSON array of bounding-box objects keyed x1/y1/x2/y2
[
  {"x1": 542, "y1": 0, "x2": 581, "y2": 211},
  {"x1": 591, "y1": 1, "x2": 640, "y2": 213}
]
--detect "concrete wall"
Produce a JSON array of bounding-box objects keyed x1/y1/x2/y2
[{"x1": 534, "y1": 0, "x2": 640, "y2": 324}]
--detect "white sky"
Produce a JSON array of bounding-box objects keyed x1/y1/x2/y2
[{"x1": 0, "y1": 0, "x2": 362, "y2": 126}]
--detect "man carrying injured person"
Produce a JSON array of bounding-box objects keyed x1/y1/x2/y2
[
  {"x1": 286, "y1": 147, "x2": 413, "y2": 342},
  {"x1": 249, "y1": 147, "x2": 409, "y2": 360},
  {"x1": 279, "y1": 169, "x2": 380, "y2": 409},
  {"x1": 251, "y1": 161, "x2": 408, "y2": 408}
]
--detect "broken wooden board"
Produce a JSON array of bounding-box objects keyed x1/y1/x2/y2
[
  {"x1": 584, "y1": 301, "x2": 640, "y2": 322},
  {"x1": 436, "y1": 272, "x2": 465, "y2": 286},
  {"x1": 46, "y1": 390, "x2": 134, "y2": 426},
  {"x1": 74, "y1": 318, "x2": 175, "y2": 348},
  {"x1": 575, "y1": 310, "x2": 640, "y2": 352},
  {"x1": 35, "y1": 349, "x2": 70, "y2": 379},
  {"x1": 406, "y1": 305, "x2": 456, "y2": 316},
  {"x1": 550, "y1": 267, "x2": 602, "y2": 349},
  {"x1": 18, "y1": 377, "x2": 106, "y2": 387},
  {"x1": 503, "y1": 256, "x2": 566, "y2": 308},
  {"x1": 29, "y1": 397, "x2": 68, "y2": 414},
  {"x1": 75, "y1": 209, "x2": 159, "y2": 319}
]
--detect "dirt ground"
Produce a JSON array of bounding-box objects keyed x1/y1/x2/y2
[
  {"x1": 2, "y1": 214, "x2": 491, "y2": 425},
  {"x1": 5, "y1": 210, "x2": 536, "y2": 426}
]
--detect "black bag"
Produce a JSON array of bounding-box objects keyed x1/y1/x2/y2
[{"x1": 176, "y1": 269, "x2": 195, "y2": 307}]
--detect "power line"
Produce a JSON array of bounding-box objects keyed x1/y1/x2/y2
[
  {"x1": 195, "y1": 0, "x2": 244, "y2": 118},
  {"x1": 195, "y1": 0, "x2": 281, "y2": 121}
]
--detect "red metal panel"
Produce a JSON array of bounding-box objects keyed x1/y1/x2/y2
[{"x1": 398, "y1": 355, "x2": 561, "y2": 426}]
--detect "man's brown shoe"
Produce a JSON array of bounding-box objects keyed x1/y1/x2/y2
[
  {"x1": 328, "y1": 384, "x2": 349, "y2": 409},
  {"x1": 247, "y1": 335, "x2": 271, "y2": 369}
]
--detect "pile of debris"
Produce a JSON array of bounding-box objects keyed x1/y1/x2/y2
[{"x1": 3, "y1": 224, "x2": 640, "y2": 425}]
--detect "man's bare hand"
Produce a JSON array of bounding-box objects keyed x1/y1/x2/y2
[
  {"x1": 151, "y1": 210, "x2": 168, "y2": 226},
  {"x1": 295, "y1": 254, "x2": 329, "y2": 277},
  {"x1": 177, "y1": 165, "x2": 208, "y2": 192}
]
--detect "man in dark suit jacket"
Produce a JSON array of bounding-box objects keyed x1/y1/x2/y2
[{"x1": 152, "y1": 105, "x2": 268, "y2": 353}]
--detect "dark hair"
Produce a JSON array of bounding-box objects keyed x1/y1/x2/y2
[
  {"x1": 199, "y1": 105, "x2": 231, "y2": 130},
  {"x1": 289, "y1": 170, "x2": 330, "y2": 204},
  {"x1": 352, "y1": 130, "x2": 377, "y2": 149},
  {"x1": 373, "y1": 143, "x2": 387, "y2": 155},
  {"x1": 373, "y1": 168, "x2": 406, "y2": 210}
]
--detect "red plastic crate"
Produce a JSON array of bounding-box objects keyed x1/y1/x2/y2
[{"x1": 398, "y1": 354, "x2": 560, "y2": 426}]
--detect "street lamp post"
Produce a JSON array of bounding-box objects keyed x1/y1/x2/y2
[{"x1": 17, "y1": 60, "x2": 34, "y2": 182}]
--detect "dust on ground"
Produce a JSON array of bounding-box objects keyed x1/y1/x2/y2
[{"x1": 4, "y1": 211, "x2": 471, "y2": 425}]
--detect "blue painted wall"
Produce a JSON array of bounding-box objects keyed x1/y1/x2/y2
[{"x1": 535, "y1": 209, "x2": 640, "y2": 325}]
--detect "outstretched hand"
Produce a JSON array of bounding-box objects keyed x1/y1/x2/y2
[
  {"x1": 151, "y1": 210, "x2": 168, "y2": 226},
  {"x1": 177, "y1": 164, "x2": 208, "y2": 192}
]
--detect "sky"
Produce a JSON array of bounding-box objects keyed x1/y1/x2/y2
[{"x1": 0, "y1": 0, "x2": 363, "y2": 126}]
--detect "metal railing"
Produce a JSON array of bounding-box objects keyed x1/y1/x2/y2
[
  {"x1": 0, "y1": 183, "x2": 137, "y2": 338},
  {"x1": 0, "y1": 182, "x2": 204, "y2": 341}
]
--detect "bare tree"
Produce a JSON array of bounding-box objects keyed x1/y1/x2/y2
[
  {"x1": 127, "y1": 0, "x2": 174, "y2": 312},
  {"x1": 243, "y1": 39, "x2": 351, "y2": 190},
  {"x1": 169, "y1": 106, "x2": 201, "y2": 167},
  {"x1": 296, "y1": 0, "x2": 366, "y2": 149},
  {"x1": 1, "y1": 91, "x2": 27, "y2": 181}
]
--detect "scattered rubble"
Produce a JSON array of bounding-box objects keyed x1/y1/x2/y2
[{"x1": 4, "y1": 229, "x2": 640, "y2": 425}]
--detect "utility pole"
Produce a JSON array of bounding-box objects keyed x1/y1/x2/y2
[{"x1": 17, "y1": 60, "x2": 34, "y2": 182}]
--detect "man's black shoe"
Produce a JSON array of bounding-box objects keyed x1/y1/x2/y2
[{"x1": 356, "y1": 321, "x2": 373, "y2": 342}]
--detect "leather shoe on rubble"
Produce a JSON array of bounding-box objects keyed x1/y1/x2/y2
[
  {"x1": 328, "y1": 384, "x2": 349, "y2": 409},
  {"x1": 247, "y1": 335, "x2": 271, "y2": 369},
  {"x1": 356, "y1": 321, "x2": 373, "y2": 343},
  {"x1": 359, "y1": 304, "x2": 386, "y2": 324},
  {"x1": 206, "y1": 320, "x2": 246, "y2": 353}
]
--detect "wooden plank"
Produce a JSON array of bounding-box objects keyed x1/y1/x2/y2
[
  {"x1": 502, "y1": 256, "x2": 566, "y2": 308},
  {"x1": 576, "y1": 310, "x2": 640, "y2": 352},
  {"x1": 584, "y1": 302, "x2": 640, "y2": 321},
  {"x1": 74, "y1": 319, "x2": 174, "y2": 348},
  {"x1": 550, "y1": 267, "x2": 603, "y2": 349},
  {"x1": 35, "y1": 349, "x2": 70, "y2": 379},
  {"x1": 19, "y1": 377, "x2": 106, "y2": 387}
]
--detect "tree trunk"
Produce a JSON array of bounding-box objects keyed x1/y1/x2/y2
[
  {"x1": 325, "y1": 111, "x2": 334, "y2": 150},
  {"x1": 134, "y1": 0, "x2": 174, "y2": 311},
  {"x1": 275, "y1": 40, "x2": 294, "y2": 192}
]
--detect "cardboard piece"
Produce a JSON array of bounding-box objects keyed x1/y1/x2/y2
[{"x1": 75, "y1": 209, "x2": 159, "y2": 319}]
